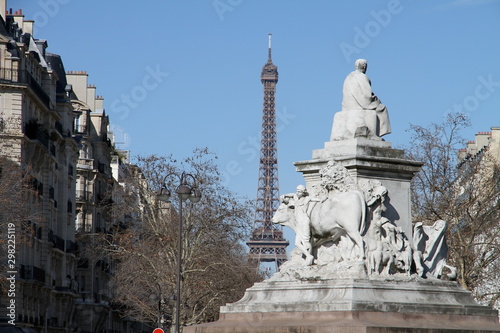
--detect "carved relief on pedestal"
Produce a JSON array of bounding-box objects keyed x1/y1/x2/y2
[{"x1": 272, "y1": 161, "x2": 456, "y2": 281}]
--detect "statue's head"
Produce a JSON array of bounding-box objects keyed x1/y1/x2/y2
[
  {"x1": 434, "y1": 219, "x2": 447, "y2": 231},
  {"x1": 355, "y1": 59, "x2": 367, "y2": 73},
  {"x1": 296, "y1": 185, "x2": 307, "y2": 197}
]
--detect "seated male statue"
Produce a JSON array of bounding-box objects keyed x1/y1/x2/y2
[{"x1": 332, "y1": 59, "x2": 391, "y2": 140}]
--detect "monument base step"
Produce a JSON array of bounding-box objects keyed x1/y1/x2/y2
[
  {"x1": 185, "y1": 278, "x2": 499, "y2": 333},
  {"x1": 220, "y1": 278, "x2": 498, "y2": 317},
  {"x1": 185, "y1": 310, "x2": 500, "y2": 332}
]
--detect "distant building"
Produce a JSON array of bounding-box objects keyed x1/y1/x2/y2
[
  {"x1": 67, "y1": 71, "x2": 124, "y2": 333},
  {"x1": 457, "y1": 128, "x2": 500, "y2": 312},
  {"x1": 458, "y1": 128, "x2": 500, "y2": 162}
]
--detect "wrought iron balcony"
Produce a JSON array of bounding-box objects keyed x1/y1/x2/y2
[
  {"x1": 76, "y1": 190, "x2": 92, "y2": 201},
  {"x1": 52, "y1": 234, "x2": 65, "y2": 252},
  {"x1": 66, "y1": 240, "x2": 78, "y2": 254},
  {"x1": 19, "y1": 264, "x2": 46, "y2": 284}
]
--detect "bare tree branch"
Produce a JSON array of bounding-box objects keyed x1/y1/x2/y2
[{"x1": 405, "y1": 112, "x2": 500, "y2": 310}]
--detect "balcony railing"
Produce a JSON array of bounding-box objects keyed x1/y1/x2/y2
[
  {"x1": 77, "y1": 158, "x2": 93, "y2": 170},
  {"x1": 48, "y1": 229, "x2": 54, "y2": 243},
  {"x1": 77, "y1": 258, "x2": 89, "y2": 269},
  {"x1": 50, "y1": 141, "x2": 56, "y2": 156},
  {"x1": 16, "y1": 315, "x2": 44, "y2": 326},
  {"x1": 0, "y1": 68, "x2": 21, "y2": 82},
  {"x1": 66, "y1": 240, "x2": 78, "y2": 254},
  {"x1": 0, "y1": 68, "x2": 51, "y2": 108},
  {"x1": 48, "y1": 317, "x2": 59, "y2": 328},
  {"x1": 98, "y1": 162, "x2": 105, "y2": 173},
  {"x1": 24, "y1": 120, "x2": 49, "y2": 149},
  {"x1": 75, "y1": 190, "x2": 84, "y2": 201},
  {"x1": 52, "y1": 234, "x2": 65, "y2": 252},
  {"x1": 55, "y1": 121, "x2": 63, "y2": 135},
  {"x1": 31, "y1": 178, "x2": 43, "y2": 197},
  {"x1": 74, "y1": 124, "x2": 87, "y2": 134},
  {"x1": 19, "y1": 265, "x2": 46, "y2": 284}
]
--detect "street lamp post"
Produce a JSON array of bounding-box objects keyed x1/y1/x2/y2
[
  {"x1": 157, "y1": 172, "x2": 202, "y2": 333},
  {"x1": 157, "y1": 283, "x2": 164, "y2": 330}
]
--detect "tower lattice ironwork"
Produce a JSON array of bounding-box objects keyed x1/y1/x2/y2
[{"x1": 246, "y1": 34, "x2": 289, "y2": 271}]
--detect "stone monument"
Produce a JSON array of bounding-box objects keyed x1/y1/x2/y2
[{"x1": 185, "y1": 60, "x2": 500, "y2": 332}]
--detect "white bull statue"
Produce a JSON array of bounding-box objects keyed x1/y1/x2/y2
[{"x1": 272, "y1": 190, "x2": 368, "y2": 265}]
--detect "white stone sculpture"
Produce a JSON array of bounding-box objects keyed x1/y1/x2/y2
[
  {"x1": 363, "y1": 181, "x2": 393, "y2": 275},
  {"x1": 413, "y1": 220, "x2": 457, "y2": 279},
  {"x1": 331, "y1": 59, "x2": 391, "y2": 141},
  {"x1": 365, "y1": 218, "x2": 394, "y2": 275},
  {"x1": 319, "y1": 161, "x2": 357, "y2": 193},
  {"x1": 272, "y1": 161, "x2": 457, "y2": 282},
  {"x1": 273, "y1": 188, "x2": 367, "y2": 266},
  {"x1": 280, "y1": 185, "x2": 321, "y2": 265}
]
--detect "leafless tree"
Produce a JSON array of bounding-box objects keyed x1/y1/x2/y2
[
  {"x1": 406, "y1": 112, "x2": 500, "y2": 309},
  {"x1": 106, "y1": 148, "x2": 262, "y2": 329},
  {"x1": 0, "y1": 157, "x2": 39, "y2": 294}
]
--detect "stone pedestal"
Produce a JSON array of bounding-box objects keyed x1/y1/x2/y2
[
  {"x1": 187, "y1": 311, "x2": 500, "y2": 332},
  {"x1": 185, "y1": 278, "x2": 499, "y2": 332},
  {"x1": 295, "y1": 138, "x2": 423, "y2": 239}
]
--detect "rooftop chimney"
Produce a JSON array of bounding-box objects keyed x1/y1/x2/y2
[
  {"x1": 23, "y1": 19, "x2": 34, "y2": 35},
  {"x1": 10, "y1": 8, "x2": 24, "y2": 29}
]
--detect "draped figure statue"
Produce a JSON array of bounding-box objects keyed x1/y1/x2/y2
[{"x1": 341, "y1": 59, "x2": 391, "y2": 137}]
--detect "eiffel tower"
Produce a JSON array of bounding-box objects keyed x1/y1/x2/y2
[{"x1": 246, "y1": 34, "x2": 289, "y2": 272}]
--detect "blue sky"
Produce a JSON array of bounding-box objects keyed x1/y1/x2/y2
[{"x1": 15, "y1": 0, "x2": 500, "y2": 255}]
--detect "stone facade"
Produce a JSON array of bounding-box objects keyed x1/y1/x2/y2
[
  {"x1": 458, "y1": 128, "x2": 500, "y2": 162},
  {"x1": 457, "y1": 128, "x2": 500, "y2": 313},
  {"x1": 0, "y1": 6, "x2": 148, "y2": 333},
  {"x1": 0, "y1": 8, "x2": 80, "y2": 331},
  {"x1": 66, "y1": 71, "x2": 121, "y2": 333}
]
